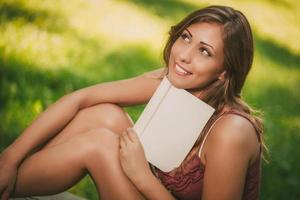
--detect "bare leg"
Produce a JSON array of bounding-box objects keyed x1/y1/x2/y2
[
  {"x1": 11, "y1": 103, "x2": 145, "y2": 199},
  {"x1": 43, "y1": 103, "x2": 134, "y2": 149},
  {"x1": 13, "y1": 128, "x2": 145, "y2": 200}
]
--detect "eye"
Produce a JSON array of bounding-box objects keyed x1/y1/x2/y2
[
  {"x1": 180, "y1": 33, "x2": 190, "y2": 43},
  {"x1": 199, "y1": 47, "x2": 211, "y2": 57}
]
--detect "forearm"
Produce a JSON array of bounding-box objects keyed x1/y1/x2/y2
[
  {"x1": 136, "y1": 171, "x2": 176, "y2": 200},
  {"x1": 3, "y1": 91, "x2": 84, "y2": 166}
]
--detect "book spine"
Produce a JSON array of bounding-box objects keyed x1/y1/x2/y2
[{"x1": 140, "y1": 83, "x2": 172, "y2": 136}]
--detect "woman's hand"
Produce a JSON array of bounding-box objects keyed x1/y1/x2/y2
[
  {"x1": 119, "y1": 128, "x2": 176, "y2": 200},
  {"x1": 119, "y1": 127, "x2": 152, "y2": 185},
  {"x1": 0, "y1": 153, "x2": 18, "y2": 200}
]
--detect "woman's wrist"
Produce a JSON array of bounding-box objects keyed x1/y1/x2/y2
[
  {"x1": 131, "y1": 169, "x2": 155, "y2": 191},
  {"x1": 134, "y1": 169, "x2": 162, "y2": 195},
  {"x1": 135, "y1": 170, "x2": 175, "y2": 200},
  {"x1": 1, "y1": 147, "x2": 23, "y2": 166}
]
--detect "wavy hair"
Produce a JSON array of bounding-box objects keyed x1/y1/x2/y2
[{"x1": 161, "y1": 5, "x2": 268, "y2": 156}]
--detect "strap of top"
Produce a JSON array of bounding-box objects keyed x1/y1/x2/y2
[
  {"x1": 198, "y1": 110, "x2": 261, "y2": 158},
  {"x1": 198, "y1": 114, "x2": 226, "y2": 157}
]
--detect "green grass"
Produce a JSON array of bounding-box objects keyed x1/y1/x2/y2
[{"x1": 1, "y1": 0, "x2": 299, "y2": 199}]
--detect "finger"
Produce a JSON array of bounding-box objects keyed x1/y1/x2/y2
[
  {"x1": 127, "y1": 127, "x2": 137, "y2": 134},
  {"x1": 127, "y1": 128, "x2": 138, "y2": 139},
  {"x1": 119, "y1": 134, "x2": 127, "y2": 149},
  {"x1": 122, "y1": 130, "x2": 132, "y2": 143},
  {"x1": 119, "y1": 138, "x2": 126, "y2": 149},
  {"x1": 127, "y1": 128, "x2": 141, "y2": 144}
]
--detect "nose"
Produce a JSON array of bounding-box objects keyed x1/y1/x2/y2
[{"x1": 179, "y1": 46, "x2": 192, "y2": 64}]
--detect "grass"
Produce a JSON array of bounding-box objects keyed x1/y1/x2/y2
[{"x1": 1, "y1": 0, "x2": 299, "y2": 199}]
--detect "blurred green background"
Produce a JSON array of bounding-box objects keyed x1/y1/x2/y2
[{"x1": 0, "y1": 0, "x2": 299, "y2": 199}]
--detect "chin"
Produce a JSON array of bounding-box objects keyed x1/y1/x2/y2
[{"x1": 167, "y1": 74, "x2": 189, "y2": 89}]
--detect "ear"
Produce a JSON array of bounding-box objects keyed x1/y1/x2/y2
[{"x1": 218, "y1": 71, "x2": 226, "y2": 81}]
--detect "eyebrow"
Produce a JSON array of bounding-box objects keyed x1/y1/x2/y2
[{"x1": 185, "y1": 28, "x2": 215, "y2": 50}]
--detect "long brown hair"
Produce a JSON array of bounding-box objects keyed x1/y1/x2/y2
[{"x1": 161, "y1": 5, "x2": 267, "y2": 156}]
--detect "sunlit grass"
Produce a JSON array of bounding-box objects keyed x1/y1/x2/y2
[
  {"x1": 68, "y1": 0, "x2": 168, "y2": 51},
  {"x1": 249, "y1": 54, "x2": 299, "y2": 87},
  {"x1": 0, "y1": 21, "x2": 74, "y2": 69},
  {"x1": 0, "y1": 0, "x2": 168, "y2": 72}
]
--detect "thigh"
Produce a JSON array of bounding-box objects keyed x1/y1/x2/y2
[
  {"x1": 44, "y1": 103, "x2": 134, "y2": 149},
  {"x1": 13, "y1": 128, "x2": 145, "y2": 200},
  {"x1": 83, "y1": 129, "x2": 146, "y2": 200},
  {"x1": 12, "y1": 133, "x2": 90, "y2": 197}
]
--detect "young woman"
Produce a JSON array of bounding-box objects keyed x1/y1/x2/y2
[{"x1": 0, "y1": 5, "x2": 265, "y2": 200}]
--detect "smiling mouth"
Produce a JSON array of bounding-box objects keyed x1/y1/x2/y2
[{"x1": 174, "y1": 63, "x2": 192, "y2": 76}]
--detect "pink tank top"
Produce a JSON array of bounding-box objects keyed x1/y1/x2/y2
[{"x1": 150, "y1": 110, "x2": 261, "y2": 200}]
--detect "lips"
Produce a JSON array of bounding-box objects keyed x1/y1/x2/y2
[{"x1": 174, "y1": 63, "x2": 192, "y2": 76}]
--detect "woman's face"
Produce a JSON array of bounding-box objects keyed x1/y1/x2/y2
[{"x1": 167, "y1": 22, "x2": 225, "y2": 90}]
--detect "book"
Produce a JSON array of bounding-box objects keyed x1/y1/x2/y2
[{"x1": 133, "y1": 76, "x2": 215, "y2": 172}]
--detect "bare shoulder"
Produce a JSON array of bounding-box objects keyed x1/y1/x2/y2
[
  {"x1": 213, "y1": 114, "x2": 257, "y2": 143},
  {"x1": 205, "y1": 113, "x2": 260, "y2": 163},
  {"x1": 200, "y1": 113, "x2": 261, "y2": 200}
]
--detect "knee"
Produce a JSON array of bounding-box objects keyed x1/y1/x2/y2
[
  {"x1": 77, "y1": 103, "x2": 134, "y2": 134},
  {"x1": 61, "y1": 128, "x2": 119, "y2": 171},
  {"x1": 80, "y1": 128, "x2": 120, "y2": 170},
  {"x1": 80, "y1": 128, "x2": 120, "y2": 163}
]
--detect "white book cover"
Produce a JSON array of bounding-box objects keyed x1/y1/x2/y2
[{"x1": 133, "y1": 76, "x2": 215, "y2": 172}]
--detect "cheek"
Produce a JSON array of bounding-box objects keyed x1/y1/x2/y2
[
  {"x1": 194, "y1": 56, "x2": 223, "y2": 74},
  {"x1": 168, "y1": 44, "x2": 179, "y2": 66},
  {"x1": 170, "y1": 41, "x2": 182, "y2": 56},
  {"x1": 193, "y1": 62, "x2": 222, "y2": 83},
  {"x1": 193, "y1": 58, "x2": 219, "y2": 75}
]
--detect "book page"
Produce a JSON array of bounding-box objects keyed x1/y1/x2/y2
[{"x1": 133, "y1": 76, "x2": 215, "y2": 172}]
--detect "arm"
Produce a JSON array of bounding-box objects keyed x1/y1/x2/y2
[
  {"x1": 2, "y1": 68, "x2": 165, "y2": 166},
  {"x1": 137, "y1": 172, "x2": 176, "y2": 200},
  {"x1": 201, "y1": 115, "x2": 260, "y2": 200},
  {"x1": 119, "y1": 128, "x2": 176, "y2": 200}
]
